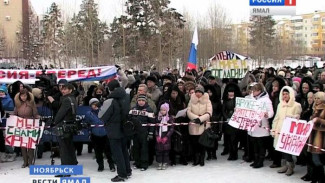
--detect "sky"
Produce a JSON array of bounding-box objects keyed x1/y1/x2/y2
[{"x1": 30, "y1": 0, "x2": 325, "y2": 24}]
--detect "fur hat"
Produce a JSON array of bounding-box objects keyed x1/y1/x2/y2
[
  {"x1": 195, "y1": 85, "x2": 204, "y2": 94},
  {"x1": 107, "y1": 79, "x2": 120, "y2": 91},
  {"x1": 32, "y1": 88, "x2": 42, "y2": 99},
  {"x1": 278, "y1": 70, "x2": 285, "y2": 77}
]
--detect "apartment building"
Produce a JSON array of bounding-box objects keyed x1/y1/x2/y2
[{"x1": 0, "y1": 0, "x2": 39, "y2": 59}]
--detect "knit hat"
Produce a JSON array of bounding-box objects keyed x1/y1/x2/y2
[
  {"x1": 292, "y1": 77, "x2": 302, "y2": 84},
  {"x1": 89, "y1": 98, "x2": 100, "y2": 106},
  {"x1": 195, "y1": 85, "x2": 204, "y2": 94},
  {"x1": 278, "y1": 70, "x2": 285, "y2": 77},
  {"x1": 137, "y1": 94, "x2": 147, "y2": 102},
  {"x1": 160, "y1": 103, "x2": 170, "y2": 112},
  {"x1": 0, "y1": 84, "x2": 7, "y2": 93},
  {"x1": 32, "y1": 88, "x2": 42, "y2": 99}
]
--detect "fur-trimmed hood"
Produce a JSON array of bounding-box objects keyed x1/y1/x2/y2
[
  {"x1": 14, "y1": 91, "x2": 35, "y2": 108},
  {"x1": 279, "y1": 86, "x2": 296, "y2": 107},
  {"x1": 189, "y1": 92, "x2": 210, "y2": 105}
]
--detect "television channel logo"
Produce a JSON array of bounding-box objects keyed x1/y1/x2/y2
[{"x1": 250, "y1": 0, "x2": 296, "y2": 16}]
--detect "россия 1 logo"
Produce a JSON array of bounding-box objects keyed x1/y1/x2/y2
[{"x1": 250, "y1": 0, "x2": 296, "y2": 16}]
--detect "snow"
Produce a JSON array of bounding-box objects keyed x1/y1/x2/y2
[{"x1": 0, "y1": 146, "x2": 307, "y2": 183}]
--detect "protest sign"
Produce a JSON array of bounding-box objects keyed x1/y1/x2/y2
[
  {"x1": 228, "y1": 97, "x2": 267, "y2": 131},
  {"x1": 275, "y1": 117, "x2": 313, "y2": 156},
  {"x1": 209, "y1": 51, "x2": 249, "y2": 79},
  {"x1": 0, "y1": 65, "x2": 116, "y2": 84},
  {"x1": 5, "y1": 115, "x2": 44, "y2": 149}
]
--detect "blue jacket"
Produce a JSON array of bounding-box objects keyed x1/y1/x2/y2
[
  {"x1": 1, "y1": 95, "x2": 14, "y2": 111},
  {"x1": 84, "y1": 109, "x2": 107, "y2": 137}
]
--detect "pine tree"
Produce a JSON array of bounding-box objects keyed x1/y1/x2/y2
[
  {"x1": 75, "y1": 0, "x2": 108, "y2": 66},
  {"x1": 249, "y1": 16, "x2": 276, "y2": 66},
  {"x1": 110, "y1": 0, "x2": 184, "y2": 70},
  {"x1": 42, "y1": 2, "x2": 64, "y2": 67}
]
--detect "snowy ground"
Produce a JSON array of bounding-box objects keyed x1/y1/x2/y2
[{"x1": 0, "y1": 147, "x2": 307, "y2": 183}]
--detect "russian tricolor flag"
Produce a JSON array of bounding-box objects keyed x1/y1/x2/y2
[{"x1": 186, "y1": 27, "x2": 198, "y2": 70}]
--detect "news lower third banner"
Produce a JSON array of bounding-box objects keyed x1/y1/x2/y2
[{"x1": 30, "y1": 165, "x2": 90, "y2": 183}]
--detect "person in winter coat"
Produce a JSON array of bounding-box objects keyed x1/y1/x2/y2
[
  {"x1": 128, "y1": 94, "x2": 155, "y2": 171},
  {"x1": 0, "y1": 85, "x2": 14, "y2": 111},
  {"x1": 221, "y1": 82, "x2": 242, "y2": 160},
  {"x1": 100, "y1": 79, "x2": 132, "y2": 182},
  {"x1": 84, "y1": 98, "x2": 115, "y2": 172},
  {"x1": 13, "y1": 89, "x2": 40, "y2": 168},
  {"x1": 155, "y1": 103, "x2": 174, "y2": 170},
  {"x1": 205, "y1": 84, "x2": 222, "y2": 160},
  {"x1": 267, "y1": 76, "x2": 286, "y2": 168},
  {"x1": 146, "y1": 76, "x2": 162, "y2": 104},
  {"x1": 247, "y1": 83, "x2": 274, "y2": 168},
  {"x1": 309, "y1": 92, "x2": 325, "y2": 183},
  {"x1": 271, "y1": 86, "x2": 302, "y2": 176},
  {"x1": 187, "y1": 85, "x2": 212, "y2": 166}
]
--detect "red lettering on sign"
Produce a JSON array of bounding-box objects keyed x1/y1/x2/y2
[
  {"x1": 97, "y1": 69, "x2": 101, "y2": 76},
  {"x1": 0, "y1": 71, "x2": 5, "y2": 79},
  {"x1": 67, "y1": 70, "x2": 77, "y2": 78},
  {"x1": 78, "y1": 70, "x2": 86, "y2": 78},
  {"x1": 36, "y1": 71, "x2": 43, "y2": 78},
  {"x1": 7, "y1": 71, "x2": 17, "y2": 79},
  {"x1": 19, "y1": 71, "x2": 29, "y2": 79},
  {"x1": 87, "y1": 69, "x2": 96, "y2": 78},
  {"x1": 16, "y1": 118, "x2": 24, "y2": 128},
  {"x1": 58, "y1": 71, "x2": 66, "y2": 78}
]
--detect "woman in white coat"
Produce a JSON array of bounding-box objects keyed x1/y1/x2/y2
[
  {"x1": 187, "y1": 85, "x2": 212, "y2": 166},
  {"x1": 271, "y1": 86, "x2": 302, "y2": 176},
  {"x1": 248, "y1": 83, "x2": 274, "y2": 168}
]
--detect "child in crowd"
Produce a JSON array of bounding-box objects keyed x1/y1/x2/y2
[
  {"x1": 155, "y1": 103, "x2": 174, "y2": 170},
  {"x1": 84, "y1": 98, "x2": 115, "y2": 172}
]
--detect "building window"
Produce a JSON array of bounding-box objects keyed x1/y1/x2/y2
[
  {"x1": 323, "y1": 18, "x2": 325, "y2": 22},
  {"x1": 314, "y1": 18, "x2": 320, "y2": 21},
  {"x1": 323, "y1": 41, "x2": 325, "y2": 44},
  {"x1": 5, "y1": 16, "x2": 11, "y2": 21},
  {"x1": 305, "y1": 34, "x2": 307, "y2": 37},
  {"x1": 4, "y1": 0, "x2": 9, "y2": 5}
]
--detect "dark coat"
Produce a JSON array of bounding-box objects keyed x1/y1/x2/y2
[
  {"x1": 296, "y1": 77, "x2": 313, "y2": 111},
  {"x1": 128, "y1": 103, "x2": 155, "y2": 134},
  {"x1": 53, "y1": 94, "x2": 77, "y2": 125},
  {"x1": 101, "y1": 87, "x2": 130, "y2": 139},
  {"x1": 155, "y1": 116, "x2": 174, "y2": 151},
  {"x1": 84, "y1": 109, "x2": 107, "y2": 137}
]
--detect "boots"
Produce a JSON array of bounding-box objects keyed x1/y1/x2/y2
[
  {"x1": 285, "y1": 162, "x2": 295, "y2": 176},
  {"x1": 253, "y1": 156, "x2": 264, "y2": 169},
  {"x1": 301, "y1": 165, "x2": 313, "y2": 181},
  {"x1": 0, "y1": 152, "x2": 6, "y2": 162},
  {"x1": 312, "y1": 166, "x2": 325, "y2": 183},
  {"x1": 157, "y1": 163, "x2": 163, "y2": 170},
  {"x1": 206, "y1": 152, "x2": 212, "y2": 161},
  {"x1": 199, "y1": 153, "x2": 205, "y2": 166},
  {"x1": 250, "y1": 154, "x2": 259, "y2": 167},
  {"x1": 211, "y1": 151, "x2": 217, "y2": 160},
  {"x1": 277, "y1": 160, "x2": 288, "y2": 173},
  {"x1": 192, "y1": 154, "x2": 200, "y2": 166},
  {"x1": 162, "y1": 163, "x2": 168, "y2": 170}
]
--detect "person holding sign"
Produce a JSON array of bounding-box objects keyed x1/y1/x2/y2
[
  {"x1": 247, "y1": 83, "x2": 274, "y2": 168},
  {"x1": 13, "y1": 88, "x2": 40, "y2": 168},
  {"x1": 308, "y1": 92, "x2": 325, "y2": 182},
  {"x1": 271, "y1": 86, "x2": 302, "y2": 176}
]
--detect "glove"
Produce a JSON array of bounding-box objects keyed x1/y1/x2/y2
[
  {"x1": 147, "y1": 132, "x2": 154, "y2": 141},
  {"x1": 161, "y1": 137, "x2": 168, "y2": 144},
  {"x1": 194, "y1": 118, "x2": 202, "y2": 125}
]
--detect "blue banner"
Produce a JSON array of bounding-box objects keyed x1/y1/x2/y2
[
  {"x1": 30, "y1": 165, "x2": 83, "y2": 175},
  {"x1": 249, "y1": 0, "x2": 285, "y2": 6}
]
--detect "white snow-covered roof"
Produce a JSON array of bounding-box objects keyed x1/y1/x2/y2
[{"x1": 291, "y1": 16, "x2": 302, "y2": 20}]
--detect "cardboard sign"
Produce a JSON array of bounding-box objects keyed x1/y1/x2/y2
[
  {"x1": 275, "y1": 117, "x2": 313, "y2": 156},
  {"x1": 0, "y1": 66, "x2": 116, "y2": 84},
  {"x1": 5, "y1": 115, "x2": 44, "y2": 149},
  {"x1": 229, "y1": 97, "x2": 267, "y2": 131},
  {"x1": 209, "y1": 51, "x2": 249, "y2": 79}
]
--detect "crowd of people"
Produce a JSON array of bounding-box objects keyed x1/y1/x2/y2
[{"x1": 0, "y1": 65, "x2": 324, "y2": 182}]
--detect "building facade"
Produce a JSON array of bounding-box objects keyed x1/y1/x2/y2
[{"x1": 0, "y1": 0, "x2": 39, "y2": 59}]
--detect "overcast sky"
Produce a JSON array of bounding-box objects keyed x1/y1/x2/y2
[{"x1": 30, "y1": 0, "x2": 325, "y2": 24}]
